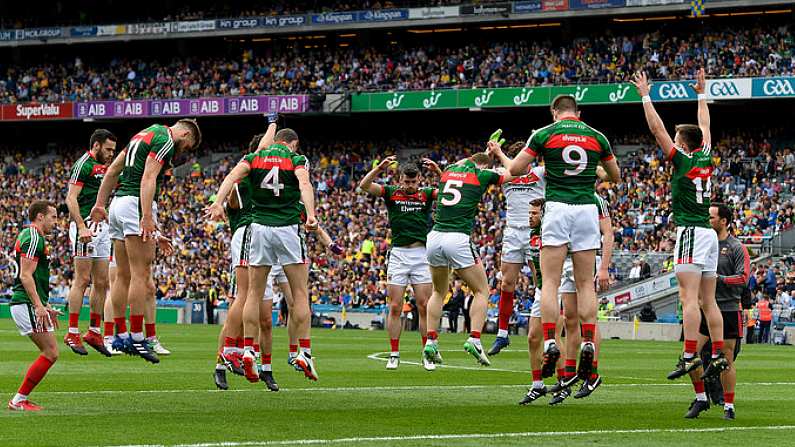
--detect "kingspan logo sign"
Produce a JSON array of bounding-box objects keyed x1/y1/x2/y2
[{"x1": 650, "y1": 81, "x2": 695, "y2": 101}]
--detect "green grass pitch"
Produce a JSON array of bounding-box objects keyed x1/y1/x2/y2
[{"x1": 1, "y1": 321, "x2": 793, "y2": 447}]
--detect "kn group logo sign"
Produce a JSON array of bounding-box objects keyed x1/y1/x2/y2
[{"x1": 650, "y1": 81, "x2": 695, "y2": 101}]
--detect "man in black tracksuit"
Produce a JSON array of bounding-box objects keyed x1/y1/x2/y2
[{"x1": 696, "y1": 204, "x2": 750, "y2": 420}]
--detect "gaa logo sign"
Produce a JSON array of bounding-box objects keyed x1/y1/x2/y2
[
  {"x1": 709, "y1": 81, "x2": 741, "y2": 97},
  {"x1": 656, "y1": 83, "x2": 692, "y2": 100},
  {"x1": 762, "y1": 79, "x2": 795, "y2": 96}
]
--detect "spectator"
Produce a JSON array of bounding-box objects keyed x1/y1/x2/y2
[
  {"x1": 640, "y1": 257, "x2": 652, "y2": 280},
  {"x1": 757, "y1": 295, "x2": 773, "y2": 343},
  {"x1": 629, "y1": 260, "x2": 642, "y2": 281},
  {"x1": 639, "y1": 302, "x2": 657, "y2": 323}
]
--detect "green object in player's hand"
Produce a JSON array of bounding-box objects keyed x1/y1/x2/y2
[{"x1": 489, "y1": 129, "x2": 506, "y2": 146}]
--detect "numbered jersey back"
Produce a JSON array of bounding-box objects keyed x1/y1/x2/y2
[
  {"x1": 670, "y1": 142, "x2": 713, "y2": 228},
  {"x1": 524, "y1": 118, "x2": 613, "y2": 205},
  {"x1": 117, "y1": 124, "x2": 175, "y2": 198},
  {"x1": 433, "y1": 159, "x2": 502, "y2": 234},
  {"x1": 243, "y1": 144, "x2": 308, "y2": 227}
]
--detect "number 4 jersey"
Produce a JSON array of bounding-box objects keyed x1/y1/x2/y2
[
  {"x1": 524, "y1": 117, "x2": 613, "y2": 205},
  {"x1": 242, "y1": 143, "x2": 308, "y2": 227},
  {"x1": 670, "y1": 141, "x2": 713, "y2": 228},
  {"x1": 433, "y1": 159, "x2": 503, "y2": 234}
]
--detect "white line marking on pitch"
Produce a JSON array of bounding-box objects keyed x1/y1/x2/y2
[
  {"x1": 367, "y1": 351, "x2": 530, "y2": 373},
  {"x1": 102, "y1": 425, "x2": 795, "y2": 447}
]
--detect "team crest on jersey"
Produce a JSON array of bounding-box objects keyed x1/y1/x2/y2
[
  {"x1": 91, "y1": 165, "x2": 107, "y2": 177},
  {"x1": 510, "y1": 173, "x2": 540, "y2": 185}
]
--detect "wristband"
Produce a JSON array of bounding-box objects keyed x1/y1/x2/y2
[
  {"x1": 641, "y1": 96, "x2": 651, "y2": 103},
  {"x1": 697, "y1": 93, "x2": 707, "y2": 100}
]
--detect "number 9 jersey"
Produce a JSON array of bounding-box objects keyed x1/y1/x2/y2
[{"x1": 523, "y1": 116, "x2": 613, "y2": 205}]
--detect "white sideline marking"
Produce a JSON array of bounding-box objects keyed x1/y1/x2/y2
[
  {"x1": 367, "y1": 351, "x2": 530, "y2": 373},
  {"x1": 34, "y1": 381, "x2": 795, "y2": 396},
  {"x1": 104, "y1": 425, "x2": 795, "y2": 447}
]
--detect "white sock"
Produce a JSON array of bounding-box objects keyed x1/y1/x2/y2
[
  {"x1": 300, "y1": 347, "x2": 311, "y2": 356},
  {"x1": 696, "y1": 393, "x2": 707, "y2": 402},
  {"x1": 104, "y1": 336, "x2": 114, "y2": 343},
  {"x1": 222, "y1": 346, "x2": 234, "y2": 355},
  {"x1": 68, "y1": 327, "x2": 80, "y2": 334},
  {"x1": 468, "y1": 337, "x2": 482, "y2": 347},
  {"x1": 725, "y1": 403, "x2": 735, "y2": 410},
  {"x1": 244, "y1": 347, "x2": 255, "y2": 357},
  {"x1": 497, "y1": 329, "x2": 509, "y2": 338},
  {"x1": 391, "y1": 351, "x2": 399, "y2": 357},
  {"x1": 544, "y1": 339, "x2": 556, "y2": 352},
  {"x1": 215, "y1": 363, "x2": 226, "y2": 371},
  {"x1": 289, "y1": 352, "x2": 297, "y2": 359},
  {"x1": 532, "y1": 380, "x2": 544, "y2": 390},
  {"x1": 261, "y1": 363, "x2": 272, "y2": 372},
  {"x1": 89, "y1": 327, "x2": 100, "y2": 334},
  {"x1": 683, "y1": 352, "x2": 695, "y2": 359},
  {"x1": 12, "y1": 393, "x2": 27, "y2": 405},
  {"x1": 131, "y1": 332, "x2": 144, "y2": 342},
  {"x1": 117, "y1": 332, "x2": 129, "y2": 339},
  {"x1": 580, "y1": 341, "x2": 594, "y2": 350}
]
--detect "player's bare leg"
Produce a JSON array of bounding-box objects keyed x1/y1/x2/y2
[
  {"x1": 489, "y1": 261, "x2": 521, "y2": 355},
  {"x1": 10, "y1": 331, "x2": 59, "y2": 411},
  {"x1": 282, "y1": 263, "x2": 316, "y2": 381},
  {"x1": 82, "y1": 260, "x2": 110, "y2": 356},
  {"x1": 669, "y1": 271, "x2": 707, "y2": 383},
  {"x1": 572, "y1": 249, "x2": 598, "y2": 380},
  {"x1": 561, "y1": 292, "x2": 580, "y2": 387},
  {"x1": 385, "y1": 284, "x2": 408, "y2": 369},
  {"x1": 65, "y1": 258, "x2": 92, "y2": 355},
  {"x1": 455, "y1": 264, "x2": 491, "y2": 366},
  {"x1": 519, "y1": 316, "x2": 547, "y2": 405},
  {"x1": 279, "y1": 281, "x2": 299, "y2": 364},
  {"x1": 144, "y1": 287, "x2": 168, "y2": 355},
  {"x1": 123, "y1": 235, "x2": 159, "y2": 363},
  {"x1": 539, "y1": 245, "x2": 567, "y2": 377},
  {"x1": 699, "y1": 276, "x2": 728, "y2": 379},
  {"x1": 414, "y1": 283, "x2": 431, "y2": 368},
  {"x1": 242, "y1": 265, "x2": 269, "y2": 382},
  {"x1": 103, "y1": 267, "x2": 121, "y2": 354},
  {"x1": 110, "y1": 240, "x2": 131, "y2": 347},
  {"x1": 423, "y1": 266, "x2": 451, "y2": 370},
  {"x1": 258, "y1": 298, "x2": 278, "y2": 391},
  {"x1": 718, "y1": 338, "x2": 737, "y2": 419}
]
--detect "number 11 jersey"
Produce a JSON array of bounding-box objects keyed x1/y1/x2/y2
[{"x1": 669, "y1": 141, "x2": 713, "y2": 228}]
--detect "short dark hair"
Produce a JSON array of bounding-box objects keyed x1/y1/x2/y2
[
  {"x1": 177, "y1": 118, "x2": 202, "y2": 149},
  {"x1": 530, "y1": 198, "x2": 546, "y2": 209},
  {"x1": 29, "y1": 200, "x2": 54, "y2": 221},
  {"x1": 274, "y1": 128, "x2": 299, "y2": 144},
  {"x1": 400, "y1": 163, "x2": 419, "y2": 178},
  {"x1": 509, "y1": 141, "x2": 525, "y2": 154},
  {"x1": 248, "y1": 133, "x2": 265, "y2": 152},
  {"x1": 711, "y1": 203, "x2": 732, "y2": 226},
  {"x1": 471, "y1": 152, "x2": 490, "y2": 166},
  {"x1": 89, "y1": 129, "x2": 116, "y2": 149},
  {"x1": 551, "y1": 94, "x2": 578, "y2": 114},
  {"x1": 675, "y1": 124, "x2": 702, "y2": 152}
]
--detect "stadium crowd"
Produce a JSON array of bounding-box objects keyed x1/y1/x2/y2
[
  {"x1": 2, "y1": 128, "x2": 794, "y2": 316},
  {"x1": 0, "y1": 23, "x2": 792, "y2": 104}
]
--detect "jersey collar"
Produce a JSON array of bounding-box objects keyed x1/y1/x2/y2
[{"x1": 558, "y1": 115, "x2": 580, "y2": 122}]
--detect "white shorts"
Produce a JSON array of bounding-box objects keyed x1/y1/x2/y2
[
  {"x1": 11, "y1": 303, "x2": 55, "y2": 336},
  {"x1": 230, "y1": 225, "x2": 251, "y2": 271},
  {"x1": 502, "y1": 226, "x2": 531, "y2": 264},
  {"x1": 69, "y1": 220, "x2": 111, "y2": 259},
  {"x1": 387, "y1": 246, "x2": 432, "y2": 286},
  {"x1": 246, "y1": 223, "x2": 307, "y2": 267},
  {"x1": 263, "y1": 265, "x2": 289, "y2": 302},
  {"x1": 425, "y1": 231, "x2": 479, "y2": 270},
  {"x1": 530, "y1": 288, "x2": 564, "y2": 319},
  {"x1": 542, "y1": 201, "x2": 600, "y2": 252},
  {"x1": 674, "y1": 226, "x2": 719, "y2": 275},
  {"x1": 108, "y1": 196, "x2": 158, "y2": 241},
  {"x1": 559, "y1": 256, "x2": 602, "y2": 294}
]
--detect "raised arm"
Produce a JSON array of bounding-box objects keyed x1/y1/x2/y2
[
  {"x1": 296, "y1": 167, "x2": 317, "y2": 231},
  {"x1": 631, "y1": 71, "x2": 675, "y2": 161},
  {"x1": 257, "y1": 120, "x2": 279, "y2": 150},
  {"x1": 90, "y1": 148, "x2": 126, "y2": 222},
  {"x1": 205, "y1": 161, "x2": 251, "y2": 221},
  {"x1": 509, "y1": 132, "x2": 539, "y2": 176},
  {"x1": 358, "y1": 156, "x2": 396, "y2": 197},
  {"x1": 690, "y1": 68, "x2": 711, "y2": 147},
  {"x1": 487, "y1": 140, "x2": 518, "y2": 183}
]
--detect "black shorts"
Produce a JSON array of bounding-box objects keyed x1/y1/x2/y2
[{"x1": 699, "y1": 310, "x2": 743, "y2": 340}]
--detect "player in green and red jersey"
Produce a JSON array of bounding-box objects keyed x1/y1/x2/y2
[
  {"x1": 359, "y1": 156, "x2": 439, "y2": 370},
  {"x1": 91, "y1": 120, "x2": 201, "y2": 364},
  {"x1": 8, "y1": 201, "x2": 61, "y2": 411},
  {"x1": 423, "y1": 148, "x2": 504, "y2": 369},
  {"x1": 508, "y1": 95, "x2": 620, "y2": 381},
  {"x1": 207, "y1": 128, "x2": 319, "y2": 382},
  {"x1": 64, "y1": 129, "x2": 116, "y2": 357},
  {"x1": 632, "y1": 69, "x2": 728, "y2": 419}
]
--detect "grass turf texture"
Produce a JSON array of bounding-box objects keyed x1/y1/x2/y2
[{"x1": 0, "y1": 321, "x2": 793, "y2": 447}]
